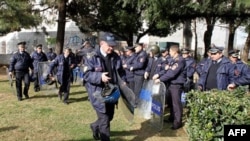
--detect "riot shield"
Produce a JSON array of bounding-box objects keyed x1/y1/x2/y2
[
  {"x1": 117, "y1": 73, "x2": 135, "y2": 122},
  {"x1": 137, "y1": 80, "x2": 166, "y2": 131},
  {"x1": 38, "y1": 62, "x2": 57, "y2": 93},
  {"x1": 137, "y1": 80, "x2": 153, "y2": 119},
  {"x1": 6, "y1": 68, "x2": 16, "y2": 95},
  {"x1": 72, "y1": 66, "x2": 84, "y2": 85},
  {"x1": 150, "y1": 81, "x2": 166, "y2": 131}
]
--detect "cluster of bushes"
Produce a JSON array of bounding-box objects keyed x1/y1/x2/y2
[{"x1": 185, "y1": 87, "x2": 250, "y2": 141}]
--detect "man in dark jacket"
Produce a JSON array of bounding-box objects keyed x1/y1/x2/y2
[
  {"x1": 9, "y1": 41, "x2": 34, "y2": 101},
  {"x1": 198, "y1": 47, "x2": 234, "y2": 91},
  {"x1": 48, "y1": 48, "x2": 76, "y2": 104},
  {"x1": 83, "y1": 32, "x2": 124, "y2": 141},
  {"x1": 31, "y1": 44, "x2": 48, "y2": 92}
]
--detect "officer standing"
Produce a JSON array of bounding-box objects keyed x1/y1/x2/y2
[
  {"x1": 31, "y1": 44, "x2": 48, "y2": 92},
  {"x1": 83, "y1": 32, "x2": 124, "y2": 141},
  {"x1": 48, "y1": 48, "x2": 75, "y2": 104},
  {"x1": 198, "y1": 47, "x2": 234, "y2": 91},
  {"x1": 154, "y1": 45, "x2": 186, "y2": 130},
  {"x1": 129, "y1": 43, "x2": 148, "y2": 106},
  {"x1": 227, "y1": 49, "x2": 250, "y2": 90},
  {"x1": 9, "y1": 42, "x2": 34, "y2": 101},
  {"x1": 122, "y1": 46, "x2": 136, "y2": 91},
  {"x1": 181, "y1": 48, "x2": 196, "y2": 92}
]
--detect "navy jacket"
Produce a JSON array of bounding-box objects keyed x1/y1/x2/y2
[
  {"x1": 131, "y1": 50, "x2": 148, "y2": 76},
  {"x1": 196, "y1": 57, "x2": 210, "y2": 76},
  {"x1": 9, "y1": 51, "x2": 33, "y2": 72},
  {"x1": 48, "y1": 54, "x2": 75, "y2": 85},
  {"x1": 198, "y1": 56, "x2": 234, "y2": 90},
  {"x1": 46, "y1": 52, "x2": 57, "y2": 61},
  {"x1": 31, "y1": 51, "x2": 48, "y2": 73},
  {"x1": 184, "y1": 56, "x2": 196, "y2": 79},
  {"x1": 231, "y1": 60, "x2": 250, "y2": 86},
  {"x1": 123, "y1": 53, "x2": 137, "y2": 82},
  {"x1": 159, "y1": 55, "x2": 186, "y2": 85},
  {"x1": 83, "y1": 48, "x2": 125, "y2": 113}
]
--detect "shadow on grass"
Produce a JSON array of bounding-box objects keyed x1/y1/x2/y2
[
  {"x1": 70, "y1": 91, "x2": 87, "y2": 96},
  {"x1": 29, "y1": 94, "x2": 58, "y2": 99},
  {"x1": 68, "y1": 96, "x2": 89, "y2": 103},
  {"x1": 0, "y1": 126, "x2": 18, "y2": 133}
]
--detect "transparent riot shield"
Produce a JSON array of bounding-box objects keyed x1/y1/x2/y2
[
  {"x1": 150, "y1": 81, "x2": 166, "y2": 131},
  {"x1": 38, "y1": 62, "x2": 58, "y2": 93},
  {"x1": 117, "y1": 73, "x2": 135, "y2": 122},
  {"x1": 137, "y1": 80, "x2": 153, "y2": 119},
  {"x1": 6, "y1": 68, "x2": 16, "y2": 95}
]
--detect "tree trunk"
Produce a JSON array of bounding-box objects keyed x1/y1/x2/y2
[
  {"x1": 227, "y1": 21, "x2": 236, "y2": 57},
  {"x1": 193, "y1": 19, "x2": 198, "y2": 60},
  {"x1": 55, "y1": 0, "x2": 67, "y2": 55},
  {"x1": 203, "y1": 17, "x2": 216, "y2": 58},
  {"x1": 241, "y1": 31, "x2": 250, "y2": 63},
  {"x1": 183, "y1": 19, "x2": 192, "y2": 49}
]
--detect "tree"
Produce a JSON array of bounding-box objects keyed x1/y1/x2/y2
[
  {"x1": 67, "y1": 0, "x2": 179, "y2": 45},
  {"x1": 0, "y1": 0, "x2": 41, "y2": 35}
]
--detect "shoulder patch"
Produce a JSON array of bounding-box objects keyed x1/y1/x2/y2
[{"x1": 171, "y1": 63, "x2": 178, "y2": 70}]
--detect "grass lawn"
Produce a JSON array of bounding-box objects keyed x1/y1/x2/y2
[{"x1": 0, "y1": 67, "x2": 188, "y2": 141}]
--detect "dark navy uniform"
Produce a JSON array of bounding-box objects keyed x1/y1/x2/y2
[
  {"x1": 83, "y1": 32, "x2": 125, "y2": 141},
  {"x1": 158, "y1": 55, "x2": 186, "y2": 129},
  {"x1": 31, "y1": 46, "x2": 48, "y2": 92},
  {"x1": 130, "y1": 49, "x2": 148, "y2": 105},
  {"x1": 183, "y1": 56, "x2": 196, "y2": 92},
  {"x1": 196, "y1": 57, "x2": 210, "y2": 76},
  {"x1": 48, "y1": 50, "x2": 76, "y2": 104},
  {"x1": 46, "y1": 48, "x2": 57, "y2": 61},
  {"x1": 123, "y1": 52, "x2": 136, "y2": 91},
  {"x1": 198, "y1": 56, "x2": 234, "y2": 90},
  {"x1": 9, "y1": 43, "x2": 34, "y2": 101}
]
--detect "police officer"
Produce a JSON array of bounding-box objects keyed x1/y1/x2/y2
[
  {"x1": 48, "y1": 48, "x2": 76, "y2": 104},
  {"x1": 46, "y1": 47, "x2": 57, "y2": 61},
  {"x1": 154, "y1": 45, "x2": 186, "y2": 130},
  {"x1": 181, "y1": 48, "x2": 196, "y2": 92},
  {"x1": 83, "y1": 32, "x2": 124, "y2": 141},
  {"x1": 227, "y1": 49, "x2": 250, "y2": 90},
  {"x1": 144, "y1": 45, "x2": 165, "y2": 80},
  {"x1": 129, "y1": 43, "x2": 148, "y2": 106},
  {"x1": 31, "y1": 44, "x2": 48, "y2": 92},
  {"x1": 122, "y1": 46, "x2": 136, "y2": 91},
  {"x1": 198, "y1": 47, "x2": 234, "y2": 91},
  {"x1": 9, "y1": 42, "x2": 34, "y2": 101}
]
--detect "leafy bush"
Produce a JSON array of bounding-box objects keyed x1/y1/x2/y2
[{"x1": 185, "y1": 87, "x2": 250, "y2": 141}]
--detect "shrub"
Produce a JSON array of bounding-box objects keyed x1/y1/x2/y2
[{"x1": 185, "y1": 87, "x2": 250, "y2": 141}]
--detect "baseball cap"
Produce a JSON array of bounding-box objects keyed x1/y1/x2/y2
[{"x1": 99, "y1": 32, "x2": 117, "y2": 46}]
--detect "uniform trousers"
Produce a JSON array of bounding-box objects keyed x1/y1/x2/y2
[
  {"x1": 134, "y1": 75, "x2": 144, "y2": 105},
  {"x1": 168, "y1": 84, "x2": 183, "y2": 128},
  {"x1": 91, "y1": 103, "x2": 115, "y2": 141},
  {"x1": 15, "y1": 71, "x2": 30, "y2": 99}
]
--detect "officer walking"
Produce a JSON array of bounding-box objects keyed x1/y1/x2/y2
[
  {"x1": 83, "y1": 32, "x2": 124, "y2": 141},
  {"x1": 227, "y1": 49, "x2": 250, "y2": 90},
  {"x1": 198, "y1": 47, "x2": 234, "y2": 91},
  {"x1": 9, "y1": 42, "x2": 34, "y2": 101},
  {"x1": 46, "y1": 47, "x2": 57, "y2": 61},
  {"x1": 48, "y1": 48, "x2": 76, "y2": 104},
  {"x1": 154, "y1": 45, "x2": 186, "y2": 130},
  {"x1": 31, "y1": 44, "x2": 48, "y2": 92}
]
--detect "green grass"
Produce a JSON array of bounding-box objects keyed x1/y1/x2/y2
[{"x1": 0, "y1": 73, "x2": 188, "y2": 141}]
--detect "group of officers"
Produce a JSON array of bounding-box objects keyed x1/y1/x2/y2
[{"x1": 8, "y1": 33, "x2": 250, "y2": 141}]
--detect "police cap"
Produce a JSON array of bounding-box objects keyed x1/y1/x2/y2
[
  {"x1": 229, "y1": 49, "x2": 240, "y2": 57},
  {"x1": 209, "y1": 47, "x2": 224, "y2": 53},
  {"x1": 181, "y1": 48, "x2": 190, "y2": 54}
]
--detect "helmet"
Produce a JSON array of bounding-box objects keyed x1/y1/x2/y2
[{"x1": 150, "y1": 45, "x2": 160, "y2": 55}]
